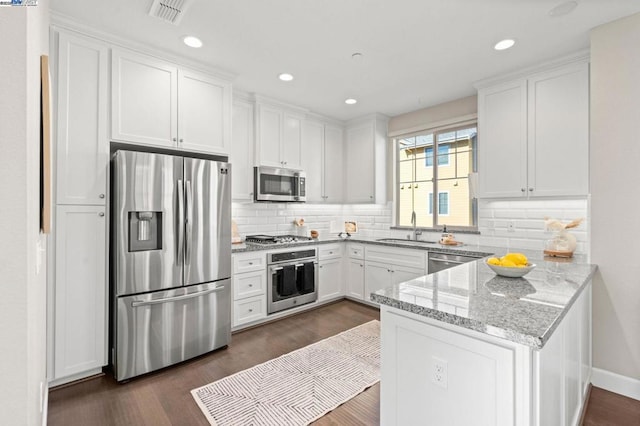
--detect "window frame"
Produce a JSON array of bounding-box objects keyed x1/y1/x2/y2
[{"x1": 395, "y1": 123, "x2": 478, "y2": 230}]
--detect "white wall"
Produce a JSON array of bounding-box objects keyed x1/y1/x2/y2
[
  {"x1": 590, "y1": 13, "x2": 640, "y2": 382},
  {"x1": 0, "y1": 2, "x2": 49, "y2": 425}
]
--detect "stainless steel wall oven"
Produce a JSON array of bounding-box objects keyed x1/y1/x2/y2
[{"x1": 267, "y1": 248, "x2": 317, "y2": 314}]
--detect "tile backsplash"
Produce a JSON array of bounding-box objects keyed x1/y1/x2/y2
[
  {"x1": 232, "y1": 202, "x2": 392, "y2": 239},
  {"x1": 477, "y1": 198, "x2": 589, "y2": 254},
  {"x1": 233, "y1": 197, "x2": 589, "y2": 255}
]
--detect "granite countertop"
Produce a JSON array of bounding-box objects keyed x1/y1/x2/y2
[
  {"x1": 371, "y1": 251, "x2": 597, "y2": 349},
  {"x1": 232, "y1": 235, "x2": 495, "y2": 257}
]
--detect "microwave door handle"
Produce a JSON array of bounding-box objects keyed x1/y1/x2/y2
[
  {"x1": 294, "y1": 175, "x2": 301, "y2": 201},
  {"x1": 177, "y1": 179, "x2": 184, "y2": 265},
  {"x1": 185, "y1": 180, "x2": 193, "y2": 265}
]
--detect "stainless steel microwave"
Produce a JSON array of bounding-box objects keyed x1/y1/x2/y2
[{"x1": 254, "y1": 166, "x2": 306, "y2": 202}]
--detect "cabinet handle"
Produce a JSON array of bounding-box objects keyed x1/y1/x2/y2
[
  {"x1": 248, "y1": 308, "x2": 253, "y2": 313},
  {"x1": 521, "y1": 188, "x2": 525, "y2": 192},
  {"x1": 329, "y1": 251, "x2": 333, "y2": 255},
  {"x1": 414, "y1": 184, "x2": 418, "y2": 188},
  {"x1": 99, "y1": 194, "x2": 105, "y2": 199},
  {"x1": 529, "y1": 187, "x2": 534, "y2": 192},
  {"x1": 248, "y1": 284, "x2": 253, "y2": 287},
  {"x1": 360, "y1": 264, "x2": 363, "y2": 268},
  {"x1": 98, "y1": 212, "x2": 105, "y2": 217},
  {"x1": 173, "y1": 137, "x2": 177, "y2": 142},
  {"x1": 248, "y1": 262, "x2": 253, "y2": 265},
  {"x1": 179, "y1": 138, "x2": 184, "y2": 143},
  {"x1": 370, "y1": 195, "x2": 374, "y2": 199}
]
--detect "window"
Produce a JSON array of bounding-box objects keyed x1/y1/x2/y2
[
  {"x1": 396, "y1": 125, "x2": 477, "y2": 228},
  {"x1": 425, "y1": 145, "x2": 450, "y2": 167},
  {"x1": 428, "y1": 192, "x2": 450, "y2": 215}
]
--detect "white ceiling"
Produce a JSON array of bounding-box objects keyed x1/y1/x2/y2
[{"x1": 50, "y1": 0, "x2": 640, "y2": 121}]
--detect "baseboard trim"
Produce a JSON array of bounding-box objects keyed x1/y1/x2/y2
[{"x1": 592, "y1": 368, "x2": 640, "y2": 401}]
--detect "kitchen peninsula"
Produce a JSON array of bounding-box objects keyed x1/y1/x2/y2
[{"x1": 372, "y1": 253, "x2": 597, "y2": 426}]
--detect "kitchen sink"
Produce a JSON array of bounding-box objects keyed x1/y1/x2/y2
[{"x1": 376, "y1": 238, "x2": 438, "y2": 245}]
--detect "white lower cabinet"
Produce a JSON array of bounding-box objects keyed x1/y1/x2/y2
[
  {"x1": 380, "y1": 281, "x2": 593, "y2": 426},
  {"x1": 232, "y1": 252, "x2": 267, "y2": 328},
  {"x1": 347, "y1": 259, "x2": 365, "y2": 300},
  {"x1": 53, "y1": 205, "x2": 107, "y2": 381},
  {"x1": 318, "y1": 244, "x2": 343, "y2": 302},
  {"x1": 364, "y1": 245, "x2": 426, "y2": 303}
]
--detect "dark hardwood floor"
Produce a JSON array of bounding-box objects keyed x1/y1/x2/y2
[{"x1": 48, "y1": 300, "x2": 639, "y2": 425}]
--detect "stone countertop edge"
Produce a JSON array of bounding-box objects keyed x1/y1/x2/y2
[{"x1": 371, "y1": 264, "x2": 598, "y2": 349}]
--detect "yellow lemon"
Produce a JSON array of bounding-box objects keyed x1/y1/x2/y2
[
  {"x1": 487, "y1": 257, "x2": 501, "y2": 266},
  {"x1": 500, "y1": 259, "x2": 517, "y2": 268},
  {"x1": 503, "y1": 253, "x2": 528, "y2": 266}
]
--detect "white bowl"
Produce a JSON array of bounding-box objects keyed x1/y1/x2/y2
[{"x1": 486, "y1": 262, "x2": 536, "y2": 278}]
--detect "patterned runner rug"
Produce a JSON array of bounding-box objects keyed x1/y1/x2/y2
[{"x1": 191, "y1": 320, "x2": 380, "y2": 425}]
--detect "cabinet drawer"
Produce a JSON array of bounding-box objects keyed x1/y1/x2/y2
[
  {"x1": 233, "y1": 295, "x2": 266, "y2": 326},
  {"x1": 348, "y1": 243, "x2": 364, "y2": 259},
  {"x1": 319, "y1": 243, "x2": 342, "y2": 260},
  {"x1": 365, "y1": 246, "x2": 426, "y2": 270},
  {"x1": 233, "y1": 270, "x2": 265, "y2": 300},
  {"x1": 233, "y1": 252, "x2": 265, "y2": 274}
]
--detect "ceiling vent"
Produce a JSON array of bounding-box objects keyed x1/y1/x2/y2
[{"x1": 148, "y1": 0, "x2": 189, "y2": 25}]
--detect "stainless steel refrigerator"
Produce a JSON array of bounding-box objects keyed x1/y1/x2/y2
[{"x1": 111, "y1": 149, "x2": 231, "y2": 381}]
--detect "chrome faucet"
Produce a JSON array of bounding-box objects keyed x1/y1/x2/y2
[{"x1": 410, "y1": 211, "x2": 422, "y2": 241}]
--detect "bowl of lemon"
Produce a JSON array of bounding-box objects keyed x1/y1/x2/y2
[{"x1": 485, "y1": 253, "x2": 536, "y2": 278}]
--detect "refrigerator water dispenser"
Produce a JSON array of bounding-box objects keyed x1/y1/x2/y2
[{"x1": 128, "y1": 211, "x2": 162, "y2": 251}]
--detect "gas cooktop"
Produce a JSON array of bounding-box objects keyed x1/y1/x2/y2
[{"x1": 245, "y1": 234, "x2": 314, "y2": 245}]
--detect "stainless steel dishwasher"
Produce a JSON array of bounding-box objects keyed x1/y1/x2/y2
[{"x1": 428, "y1": 252, "x2": 482, "y2": 273}]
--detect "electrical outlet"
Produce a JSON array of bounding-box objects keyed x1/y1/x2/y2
[
  {"x1": 432, "y1": 357, "x2": 448, "y2": 389},
  {"x1": 507, "y1": 221, "x2": 516, "y2": 232}
]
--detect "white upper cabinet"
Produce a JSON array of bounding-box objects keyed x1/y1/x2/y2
[
  {"x1": 301, "y1": 119, "x2": 324, "y2": 202},
  {"x1": 111, "y1": 49, "x2": 177, "y2": 148},
  {"x1": 256, "y1": 101, "x2": 303, "y2": 169},
  {"x1": 527, "y1": 63, "x2": 589, "y2": 197},
  {"x1": 56, "y1": 32, "x2": 109, "y2": 205},
  {"x1": 477, "y1": 80, "x2": 527, "y2": 198},
  {"x1": 178, "y1": 69, "x2": 231, "y2": 153},
  {"x1": 230, "y1": 97, "x2": 255, "y2": 200},
  {"x1": 111, "y1": 49, "x2": 231, "y2": 154},
  {"x1": 477, "y1": 59, "x2": 589, "y2": 198},
  {"x1": 323, "y1": 124, "x2": 344, "y2": 202},
  {"x1": 301, "y1": 120, "x2": 344, "y2": 203},
  {"x1": 345, "y1": 115, "x2": 388, "y2": 203}
]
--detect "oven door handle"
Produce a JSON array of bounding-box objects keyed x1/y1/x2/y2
[{"x1": 270, "y1": 266, "x2": 283, "y2": 273}]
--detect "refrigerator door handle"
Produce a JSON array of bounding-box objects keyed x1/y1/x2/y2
[
  {"x1": 185, "y1": 180, "x2": 193, "y2": 265},
  {"x1": 130, "y1": 284, "x2": 226, "y2": 308},
  {"x1": 177, "y1": 179, "x2": 185, "y2": 265}
]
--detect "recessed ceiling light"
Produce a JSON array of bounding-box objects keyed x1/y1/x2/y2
[
  {"x1": 494, "y1": 39, "x2": 515, "y2": 51},
  {"x1": 278, "y1": 73, "x2": 294, "y2": 82},
  {"x1": 345, "y1": 98, "x2": 357, "y2": 105},
  {"x1": 549, "y1": 1, "x2": 578, "y2": 17},
  {"x1": 183, "y1": 36, "x2": 203, "y2": 48}
]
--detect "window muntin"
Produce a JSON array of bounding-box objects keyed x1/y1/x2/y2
[{"x1": 396, "y1": 125, "x2": 477, "y2": 228}]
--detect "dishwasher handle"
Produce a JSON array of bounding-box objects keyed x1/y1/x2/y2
[{"x1": 429, "y1": 257, "x2": 466, "y2": 265}]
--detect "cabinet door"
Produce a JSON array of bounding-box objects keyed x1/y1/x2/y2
[
  {"x1": 111, "y1": 49, "x2": 177, "y2": 147},
  {"x1": 323, "y1": 125, "x2": 344, "y2": 202},
  {"x1": 301, "y1": 120, "x2": 324, "y2": 202},
  {"x1": 347, "y1": 258, "x2": 365, "y2": 300},
  {"x1": 56, "y1": 32, "x2": 108, "y2": 205},
  {"x1": 178, "y1": 69, "x2": 231, "y2": 154},
  {"x1": 54, "y1": 205, "x2": 107, "y2": 379},
  {"x1": 391, "y1": 265, "x2": 426, "y2": 286},
  {"x1": 282, "y1": 113, "x2": 303, "y2": 169},
  {"x1": 527, "y1": 63, "x2": 589, "y2": 197},
  {"x1": 257, "y1": 104, "x2": 282, "y2": 167},
  {"x1": 318, "y1": 257, "x2": 343, "y2": 302},
  {"x1": 230, "y1": 99, "x2": 255, "y2": 200},
  {"x1": 345, "y1": 123, "x2": 375, "y2": 202},
  {"x1": 364, "y1": 262, "x2": 392, "y2": 303},
  {"x1": 477, "y1": 80, "x2": 528, "y2": 198}
]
